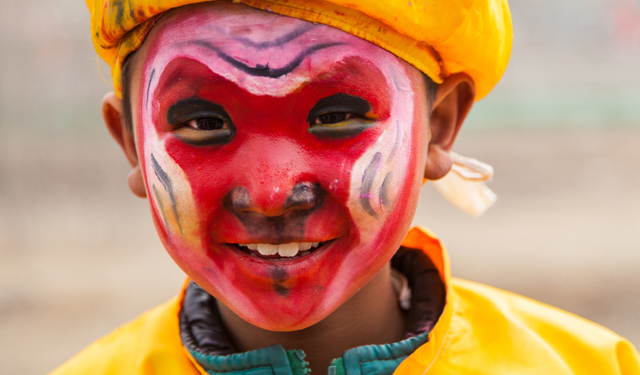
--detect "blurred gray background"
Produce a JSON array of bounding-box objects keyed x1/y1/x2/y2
[{"x1": 0, "y1": 0, "x2": 639, "y2": 373}]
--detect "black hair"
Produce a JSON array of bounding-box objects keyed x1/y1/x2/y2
[
  {"x1": 119, "y1": 53, "x2": 438, "y2": 132},
  {"x1": 121, "y1": 53, "x2": 135, "y2": 134},
  {"x1": 423, "y1": 73, "x2": 437, "y2": 109}
]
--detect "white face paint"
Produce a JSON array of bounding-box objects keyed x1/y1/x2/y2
[{"x1": 348, "y1": 66, "x2": 418, "y2": 241}]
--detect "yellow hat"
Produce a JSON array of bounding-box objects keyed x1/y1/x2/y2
[{"x1": 86, "y1": 0, "x2": 512, "y2": 100}]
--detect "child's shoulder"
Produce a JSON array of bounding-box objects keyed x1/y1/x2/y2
[
  {"x1": 49, "y1": 296, "x2": 198, "y2": 375},
  {"x1": 50, "y1": 277, "x2": 640, "y2": 375},
  {"x1": 431, "y1": 277, "x2": 640, "y2": 374}
]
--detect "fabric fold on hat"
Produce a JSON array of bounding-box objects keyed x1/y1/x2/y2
[{"x1": 85, "y1": 0, "x2": 512, "y2": 99}]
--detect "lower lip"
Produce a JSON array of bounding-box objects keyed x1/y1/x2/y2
[{"x1": 222, "y1": 239, "x2": 340, "y2": 279}]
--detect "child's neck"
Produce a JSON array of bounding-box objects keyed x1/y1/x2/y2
[{"x1": 217, "y1": 263, "x2": 406, "y2": 374}]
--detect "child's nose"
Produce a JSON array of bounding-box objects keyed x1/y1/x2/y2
[{"x1": 225, "y1": 182, "x2": 321, "y2": 217}]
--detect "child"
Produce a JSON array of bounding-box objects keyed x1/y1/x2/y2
[{"x1": 53, "y1": 0, "x2": 639, "y2": 373}]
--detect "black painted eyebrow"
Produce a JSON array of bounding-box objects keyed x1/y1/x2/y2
[
  {"x1": 190, "y1": 40, "x2": 343, "y2": 78},
  {"x1": 306, "y1": 93, "x2": 371, "y2": 125},
  {"x1": 166, "y1": 98, "x2": 230, "y2": 126}
]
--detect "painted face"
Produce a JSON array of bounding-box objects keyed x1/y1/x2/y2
[{"x1": 133, "y1": 2, "x2": 429, "y2": 330}]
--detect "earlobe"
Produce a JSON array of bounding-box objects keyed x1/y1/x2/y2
[
  {"x1": 424, "y1": 73, "x2": 476, "y2": 180},
  {"x1": 128, "y1": 165, "x2": 147, "y2": 198},
  {"x1": 102, "y1": 92, "x2": 148, "y2": 198}
]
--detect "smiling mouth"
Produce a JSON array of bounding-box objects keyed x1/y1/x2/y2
[{"x1": 230, "y1": 241, "x2": 329, "y2": 260}]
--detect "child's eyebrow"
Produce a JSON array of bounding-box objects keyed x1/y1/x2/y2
[{"x1": 188, "y1": 40, "x2": 344, "y2": 78}]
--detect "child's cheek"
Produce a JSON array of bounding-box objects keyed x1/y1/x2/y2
[
  {"x1": 347, "y1": 84, "x2": 418, "y2": 243},
  {"x1": 149, "y1": 147, "x2": 201, "y2": 243},
  {"x1": 138, "y1": 114, "x2": 205, "y2": 264},
  {"x1": 350, "y1": 121, "x2": 403, "y2": 210}
]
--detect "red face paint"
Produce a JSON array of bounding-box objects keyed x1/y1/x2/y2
[{"x1": 134, "y1": 2, "x2": 429, "y2": 330}]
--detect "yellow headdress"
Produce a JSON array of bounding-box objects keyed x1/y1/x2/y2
[{"x1": 86, "y1": 0, "x2": 512, "y2": 100}]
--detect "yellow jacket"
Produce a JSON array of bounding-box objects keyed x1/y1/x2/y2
[{"x1": 51, "y1": 228, "x2": 640, "y2": 375}]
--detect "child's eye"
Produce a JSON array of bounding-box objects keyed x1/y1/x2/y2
[
  {"x1": 307, "y1": 93, "x2": 375, "y2": 139},
  {"x1": 166, "y1": 98, "x2": 235, "y2": 146},
  {"x1": 314, "y1": 112, "x2": 354, "y2": 125},
  {"x1": 187, "y1": 117, "x2": 229, "y2": 131}
]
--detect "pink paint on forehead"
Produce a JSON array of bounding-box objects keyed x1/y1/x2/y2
[{"x1": 141, "y1": 4, "x2": 403, "y2": 98}]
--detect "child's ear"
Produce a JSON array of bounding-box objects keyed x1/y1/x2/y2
[
  {"x1": 102, "y1": 92, "x2": 147, "y2": 198},
  {"x1": 424, "y1": 73, "x2": 476, "y2": 180}
]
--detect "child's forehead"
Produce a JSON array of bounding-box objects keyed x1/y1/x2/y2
[
  {"x1": 163, "y1": 2, "x2": 317, "y2": 43},
  {"x1": 137, "y1": 2, "x2": 414, "y2": 97},
  {"x1": 150, "y1": 3, "x2": 372, "y2": 51}
]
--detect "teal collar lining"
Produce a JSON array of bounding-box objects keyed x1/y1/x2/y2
[{"x1": 188, "y1": 332, "x2": 429, "y2": 375}]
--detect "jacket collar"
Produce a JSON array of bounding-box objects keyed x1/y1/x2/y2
[
  {"x1": 178, "y1": 227, "x2": 450, "y2": 375},
  {"x1": 392, "y1": 227, "x2": 453, "y2": 374}
]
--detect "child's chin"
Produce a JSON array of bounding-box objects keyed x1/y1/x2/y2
[
  {"x1": 236, "y1": 303, "x2": 335, "y2": 332},
  {"x1": 212, "y1": 284, "x2": 348, "y2": 332}
]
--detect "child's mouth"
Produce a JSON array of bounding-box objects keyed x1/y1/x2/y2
[{"x1": 230, "y1": 241, "x2": 328, "y2": 260}]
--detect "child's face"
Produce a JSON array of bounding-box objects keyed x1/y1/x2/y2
[{"x1": 131, "y1": 2, "x2": 429, "y2": 330}]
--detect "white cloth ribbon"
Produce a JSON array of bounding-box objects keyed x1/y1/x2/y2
[{"x1": 431, "y1": 152, "x2": 496, "y2": 217}]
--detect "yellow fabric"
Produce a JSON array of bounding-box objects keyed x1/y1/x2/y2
[
  {"x1": 50, "y1": 227, "x2": 640, "y2": 375},
  {"x1": 85, "y1": 0, "x2": 512, "y2": 99}
]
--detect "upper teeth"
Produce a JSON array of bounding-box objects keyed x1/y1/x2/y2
[{"x1": 239, "y1": 242, "x2": 321, "y2": 257}]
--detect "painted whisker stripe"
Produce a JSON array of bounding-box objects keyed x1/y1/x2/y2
[
  {"x1": 389, "y1": 121, "x2": 401, "y2": 159},
  {"x1": 151, "y1": 154, "x2": 182, "y2": 233},
  {"x1": 152, "y1": 184, "x2": 170, "y2": 235},
  {"x1": 379, "y1": 172, "x2": 393, "y2": 210},
  {"x1": 360, "y1": 152, "x2": 383, "y2": 217}
]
